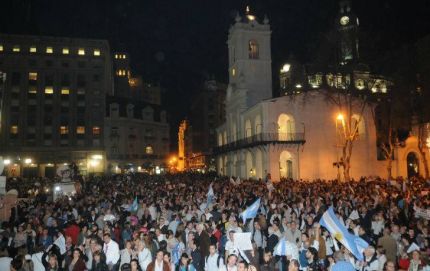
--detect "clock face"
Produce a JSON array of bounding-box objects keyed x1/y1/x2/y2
[{"x1": 340, "y1": 16, "x2": 350, "y2": 26}]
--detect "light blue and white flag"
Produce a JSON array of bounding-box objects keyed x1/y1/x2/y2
[
  {"x1": 319, "y1": 207, "x2": 368, "y2": 261},
  {"x1": 273, "y1": 238, "x2": 299, "y2": 259},
  {"x1": 128, "y1": 196, "x2": 138, "y2": 212},
  {"x1": 240, "y1": 198, "x2": 261, "y2": 224},
  {"x1": 206, "y1": 183, "x2": 214, "y2": 208}
]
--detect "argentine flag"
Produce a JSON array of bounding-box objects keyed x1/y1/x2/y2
[
  {"x1": 273, "y1": 238, "x2": 299, "y2": 259},
  {"x1": 319, "y1": 207, "x2": 368, "y2": 261},
  {"x1": 240, "y1": 198, "x2": 261, "y2": 224},
  {"x1": 128, "y1": 196, "x2": 138, "y2": 212}
]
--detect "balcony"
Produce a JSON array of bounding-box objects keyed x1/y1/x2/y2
[{"x1": 213, "y1": 132, "x2": 306, "y2": 154}]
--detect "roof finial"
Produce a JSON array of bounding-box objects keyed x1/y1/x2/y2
[{"x1": 263, "y1": 14, "x2": 269, "y2": 24}]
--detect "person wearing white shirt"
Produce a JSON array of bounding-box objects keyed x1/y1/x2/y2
[
  {"x1": 138, "y1": 241, "x2": 152, "y2": 271},
  {"x1": 103, "y1": 233, "x2": 120, "y2": 269},
  {"x1": 225, "y1": 231, "x2": 239, "y2": 260},
  {"x1": 356, "y1": 246, "x2": 379, "y2": 271},
  {"x1": 205, "y1": 244, "x2": 225, "y2": 271}
]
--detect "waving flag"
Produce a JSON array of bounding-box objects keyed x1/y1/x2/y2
[
  {"x1": 240, "y1": 198, "x2": 261, "y2": 224},
  {"x1": 128, "y1": 196, "x2": 138, "y2": 212},
  {"x1": 230, "y1": 177, "x2": 238, "y2": 186},
  {"x1": 273, "y1": 238, "x2": 299, "y2": 259},
  {"x1": 319, "y1": 207, "x2": 368, "y2": 261},
  {"x1": 206, "y1": 183, "x2": 214, "y2": 208}
]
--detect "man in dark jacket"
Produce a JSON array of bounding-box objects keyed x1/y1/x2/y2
[{"x1": 190, "y1": 239, "x2": 203, "y2": 271}]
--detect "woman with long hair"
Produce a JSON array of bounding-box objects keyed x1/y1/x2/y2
[
  {"x1": 120, "y1": 240, "x2": 134, "y2": 269},
  {"x1": 91, "y1": 250, "x2": 108, "y2": 271},
  {"x1": 131, "y1": 259, "x2": 143, "y2": 271},
  {"x1": 176, "y1": 253, "x2": 196, "y2": 271},
  {"x1": 67, "y1": 248, "x2": 86, "y2": 271}
]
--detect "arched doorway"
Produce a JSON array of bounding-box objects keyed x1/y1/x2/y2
[
  {"x1": 246, "y1": 151, "x2": 253, "y2": 179},
  {"x1": 407, "y1": 152, "x2": 419, "y2": 178},
  {"x1": 279, "y1": 151, "x2": 293, "y2": 179},
  {"x1": 278, "y1": 114, "x2": 295, "y2": 140}
]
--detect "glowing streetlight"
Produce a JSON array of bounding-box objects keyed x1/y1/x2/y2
[
  {"x1": 336, "y1": 113, "x2": 344, "y2": 121},
  {"x1": 3, "y1": 159, "x2": 11, "y2": 165},
  {"x1": 24, "y1": 158, "x2": 32, "y2": 164},
  {"x1": 281, "y1": 64, "x2": 291, "y2": 73}
]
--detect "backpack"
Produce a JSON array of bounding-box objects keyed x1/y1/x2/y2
[{"x1": 205, "y1": 255, "x2": 223, "y2": 268}]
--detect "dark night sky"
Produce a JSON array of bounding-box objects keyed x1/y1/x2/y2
[{"x1": 1, "y1": 0, "x2": 430, "y2": 133}]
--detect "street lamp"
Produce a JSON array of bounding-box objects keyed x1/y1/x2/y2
[{"x1": 24, "y1": 158, "x2": 32, "y2": 165}]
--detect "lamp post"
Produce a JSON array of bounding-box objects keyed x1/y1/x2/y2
[{"x1": 335, "y1": 113, "x2": 345, "y2": 181}]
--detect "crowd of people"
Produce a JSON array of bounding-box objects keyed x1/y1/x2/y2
[{"x1": 1, "y1": 172, "x2": 430, "y2": 271}]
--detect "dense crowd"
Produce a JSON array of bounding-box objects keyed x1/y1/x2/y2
[{"x1": 1, "y1": 172, "x2": 430, "y2": 271}]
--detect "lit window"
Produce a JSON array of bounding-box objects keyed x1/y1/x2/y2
[
  {"x1": 45, "y1": 87, "x2": 54, "y2": 94},
  {"x1": 28, "y1": 87, "x2": 37, "y2": 94},
  {"x1": 0, "y1": 45, "x2": 3, "y2": 51},
  {"x1": 62, "y1": 48, "x2": 69, "y2": 54},
  {"x1": 30, "y1": 46, "x2": 37, "y2": 53},
  {"x1": 46, "y1": 47, "x2": 53, "y2": 54},
  {"x1": 232, "y1": 68, "x2": 236, "y2": 76},
  {"x1": 60, "y1": 126, "x2": 69, "y2": 135},
  {"x1": 76, "y1": 126, "x2": 85, "y2": 134},
  {"x1": 78, "y1": 48, "x2": 85, "y2": 55},
  {"x1": 248, "y1": 40, "x2": 259, "y2": 59},
  {"x1": 115, "y1": 54, "x2": 118, "y2": 59},
  {"x1": 28, "y1": 72, "x2": 38, "y2": 81},
  {"x1": 122, "y1": 54, "x2": 127, "y2": 59},
  {"x1": 10, "y1": 126, "x2": 18, "y2": 134},
  {"x1": 13, "y1": 46, "x2": 20, "y2": 52},
  {"x1": 92, "y1": 126, "x2": 101, "y2": 135},
  {"x1": 61, "y1": 88, "x2": 70, "y2": 95},
  {"x1": 146, "y1": 146, "x2": 154, "y2": 154},
  {"x1": 93, "y1": 49, "x2": 101, "y2": 56}
]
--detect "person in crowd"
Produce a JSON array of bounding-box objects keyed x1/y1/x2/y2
[
  {"x1": 137, "y1": 239, "x2": 152, "y2": 271},
  {"x1": 205, "y1": 244, "x2": 225, "y2": 271},
  {"x1": 42, "y1": 250, "x2": 60, "y2": 271},
  {"x1": 177, "y1": 253, "x2": 196, "y2": 271},
  {"x1": 103, "y1": 233, "x2": 120, "y2": 270},
  {"x1": 67, "y1": 248, "x2": 86, "y2": 271},
  {"x1": 146, "y1": 250, "x2": 170, "y2": 271},
  {"x1": 120, "y1": 240, "x2": 134, "y2": 269},
  {"x1": 130, "y1": 259, "x2": 142, "y2": 271},
  {"x1": 288, "y1": 259, "x2": 300, "y2": 271},
  {"x1": 91, "y1": 250, "x2": 108, "y2": 271},
  {"x1": 163, "y1": 251, "x2": 176, "y2": 271}
]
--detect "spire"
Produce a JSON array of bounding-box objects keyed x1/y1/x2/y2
[
  {"x1": 235, "y1": 12, "x2": 242, "y2": 23},
  {"x1": 263, "y1": 14, "x2": 269, "y2": 24}
]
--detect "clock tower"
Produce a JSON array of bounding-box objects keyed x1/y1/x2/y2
[{"x1": 337, "y1": 0, "x2": 359, "y2": 65}]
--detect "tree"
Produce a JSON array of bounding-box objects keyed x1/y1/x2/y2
[{"x1": 325, "y1": 90, "x2": 369, "y2": 181}]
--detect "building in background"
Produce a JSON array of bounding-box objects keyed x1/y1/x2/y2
[
  {"x1": 106, "y1": 51, "x2": 169, "y2": 173},
  {"x1": 187, "y1": 79, "x2": 226, "y2": 171},
  {"x1": 0, "y1": 34, "x2": 112, "y2": 177},
  {"x1": 0, "y1": 35, "x2": 170, "y2": 177},
  {"x1": 104, "y1": 96, "x2": 169, "y2": 174},
  {"x1": 113, "y1": 52, "x2": 161, "y2": 105},
  {"x1": 215, "y1": 6, "x2": 388, "y2": 181}
]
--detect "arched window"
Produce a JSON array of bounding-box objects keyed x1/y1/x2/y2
[{"x1": 249, "y1": 40, "x2": 259, "y2": 59}]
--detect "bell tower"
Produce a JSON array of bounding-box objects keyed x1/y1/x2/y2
[
  {"x1": 227, "y1": 7, "x2": 272, "y2": 109},
  {"x1": 337, "y1": 0, "x2": 359, "y2": 65}
]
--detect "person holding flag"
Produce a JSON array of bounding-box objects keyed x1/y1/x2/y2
[
  {"x1": 240, "y1": 198, "x2": 261, "y2": 225},
  {"x1": 319, "y1": 207, "x2": 369, "y2": 262}
]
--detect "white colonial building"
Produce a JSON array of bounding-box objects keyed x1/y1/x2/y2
[{"x1": 215, "y1": 10, "x2": 384, "y2": 181}]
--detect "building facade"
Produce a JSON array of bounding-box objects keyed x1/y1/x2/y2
[
  {"x1": 187, "y1": 79, "x2": 226, "y2": 171},
  {"x1": 215, "y1": 8, "x2": 387, "y2": 181},
  {"x1": 0, "y1": 34, "x2": 111, "y2": 177},
  {"x1": 104, "y1": 96, "x2": 169, "y2": 173}
]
